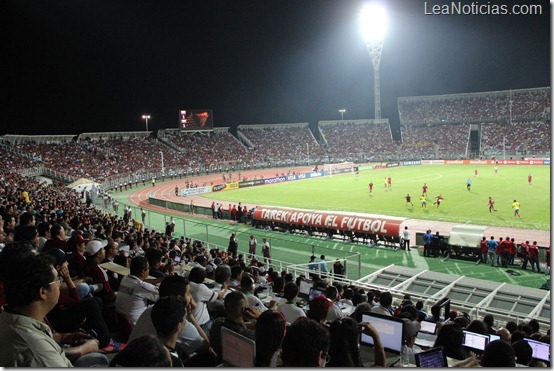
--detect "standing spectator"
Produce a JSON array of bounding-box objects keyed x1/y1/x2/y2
[
  {"x1": 423, "y1": 230, "x2": 433, "y2": 258},
  {"x1": 520, "y1": 240, "x2": 530, "y2": 269},
  {"x1": 487, "y1": 236, "x2": 498, "y2": 267},
  {"x1": 529, "y1": 241, "x2": 541, "y2": 273},
  {"x1": 333, "y1": 259, "x2": 345, "y2": 277},
  {"x1": 261, "y1": 237, "x2": 271, "y2": 265},
  {"x1": 402, "y1": 226, "x2": 411, "y2": 251},
  {"x1": 315, "y1": 255, "x2": 329, "y2": 275},
  {"x1": 248, "y1": 235, "x2": 257, "y2": 260},
  {"x1": 477, "y1": 236, "x2": 488, "y2": 265},
  {"x1": 227, "y1": 233, "x2": 237, "y2": 259}
]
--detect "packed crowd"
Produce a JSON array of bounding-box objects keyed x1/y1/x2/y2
[
  {"x1": 238, "y1": 126, "x2": 325, "y2": 164},
  {"x1": 399, "y1": 123, "x2": 470, "y2": 159},
  {"x1": 480, "y1": 121, "x2": 551, "y2": 154},
  {"x1": 398, "y1": 88, "x2": 550, "y2": 125},
  {"x1": 319, "y1": 121, "x2": 397, "y2": 160}
]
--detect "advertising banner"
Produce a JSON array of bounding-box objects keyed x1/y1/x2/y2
[
  {"x1": 225, "y1": 182, "x2": 239, "y2": 190},
  {"x1": 401, "y1": 160, "x2": 421, "y2": 166},
  {"x1": 180, "y1": 186, "x2": 211, "y2": 196},
  {"x1": 238, "y1": 179, "x2": 266, "y2": 188},
  {"x1": 253, "y1": 207, "x2": 404, "y2": 237},
  {"x1": 212, "y1": 184, "x2": 227, "y2": 192}
]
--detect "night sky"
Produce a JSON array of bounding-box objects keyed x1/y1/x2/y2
[{"x1": 2, "y1": 0, "x2": 550, "y2": 135}]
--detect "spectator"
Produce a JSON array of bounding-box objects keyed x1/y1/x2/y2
[
  {"x1": 278, "y1": 282, "x2": 307, "y2": 324},
  {"x1": 481, "y1": 339, "x2": 516, "y2": 367},
  {"x1": 189, "y1": 267, "x2": 227, "y2": 334},
  {"x1": 372, "y1": 291, "x2": 393, "y2": 316},
  {"x1": 281, "y1": 318, "x2": 330, "y2": 367},
  {"x1": 255, "y1": 310, "x2": 286, "y2": 367},
  {"x1": 433, "y1": 322, "x2": 467, "y2": 360},
  {"x1": 306, "y1": 294, "x2": 332, "y2": 324},
  {"x1": 151, "y1": 296, "x2": 188, "y2": 367},
  {"x1": 325, "y1": 285, "x2": 345, "y2": 322},
  {"x1": 115, "y1": 255, "x2": 159, "y2": 325},
  {"x1": 109, "y1": 335, "x2": 172, "y2": 367},
  {"x1": 209, "y1": 291, "x2": 261, "y2": 364},
  {"x1": 82, "y1": 239, "x2": 116, "y2": 303}
]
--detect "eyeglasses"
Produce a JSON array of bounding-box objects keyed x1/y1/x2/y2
[{"x1": 49, "y1": 276, "x2": 63, "y2": 286}]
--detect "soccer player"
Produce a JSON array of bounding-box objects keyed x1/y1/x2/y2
[
  {"x1": 405, "y1": 194, "x2": 413, "y2": 207},
  {"x1": 494, "y1": 165, "x2": 498, "y2": 175},
  {"x1": 512, "y1": 199, "x2": 521, "y2": 218},
  {"x1": 488, "y1": 197, "x2": 498, "y2": 212},
  {"x1": 420, "y1": 194, "x2": 427, "y2": 208},
  {"x1": 383, "y1": 177, "x2": 388, "y2": 189},
  {"x1": 433, "y1": 194, "x2": 444, "y2": 207},
  {"x1": 387, "y1": 176, "x2": 392, "y2": 188},
  {"x1": 466, "y1": 178, "x2": 472, "y2": 191},
  {"x1": 528, "y1": 173, "x2": 532, "y2": 185},
  {"x1": 368, "y1": 181, "x2": 374, "y2": 194},
  {"x1": 474, "y1": 169, "x2": 478, "y2": 177},
  {"x1": 422, "y1": 183, "x2": 428, "y2": 196},
  {"x1": 355, "y1": 169, "x2": 359, "y2": 180},
  {"x1": 174, "y1": 186, "x2": 179, "y2": 196}
]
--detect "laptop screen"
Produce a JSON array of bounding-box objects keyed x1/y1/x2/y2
[
  {"x1": 308, "y1": 287, "x2": 325, "y2": 302},
  {"x1": 524, "y1": 337, "x2": 550, "y2": 362},
  {"x1": 298, "y1": 279, "x2": 312, "y2": 298},
  {"x1": 360, "y1": 312, "x2": 404, "y2": 354},
  {"x1": 462, "y1": 330, "x2": 489, "y2": 351},
  {"x1": 488, "y1": 333, "x2": 500, "y2": 342},
  {"x1": 419, "y1": 320, "x2": 437, "y2": 335},
  {"x1": 415, "y1": 346, "x2": 448, "y2": 367},
  {"x1": 221, "y1": 327, "x2": 256, "y2": 367}
]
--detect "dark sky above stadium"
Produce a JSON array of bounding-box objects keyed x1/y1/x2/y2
[{"x1": 2, "y1": 0, "x2": 550, "y2": 135}]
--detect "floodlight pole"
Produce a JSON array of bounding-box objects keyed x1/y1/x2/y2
[
  {"x1": 160, "y1": 151, "x2": 165, "y2": 175},
  {"x1": 307, "y1": 143, "x2": 310, "y2": 165},
  {"x1": 366, "y1": 40, "x2": 383, "y2": 120},
  {"x1": 339, "y1": 108, "x2": 346, "y2": 122},
  {"x1": 142, "y1": 114, "x2": 151, "y2": 132}
]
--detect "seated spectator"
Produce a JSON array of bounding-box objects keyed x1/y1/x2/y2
[
  {"x1": 328, "y1": 317, "x2": 386, "y2": 367},
  {"x1": 306, "y1": 294, "x2": 332, "y2": 324},
  {"x1": 115, "y1": 256, "x2": 159, "y2": 325},
  {"x1": 209, "y1": 291, "x2": 261, "y2": 364},
  {"x1": 207, "y1": 264, "x2": 231, "y2": 318},
  {"x1": 42, "y1": 223, "x2": 67, "y2": 252},
  {"x1": 189, "y1": 266, "x2": 228, "y2": 335},
  {"x1": 371, "y1": 291, "x2": 393, "y2": 316},
  {"x1": 129, "y1": 275, "x2": 214, "y2": 360},
  {"x1": 145, "y1": 247, "x2": 168, "y2": 279},
  {"x1": 82, "y1": 239, "x2": 116, "y2": 303},
  {"x1": 68, "y1": 234, "x2": 88, "y2": 278},
  {"x1": 240, "y1": 273, "x2": 275, "y2": 313},
  {"x1": 325, "y1": 285, "x2": 345, "y2": 322},
  {"x1": 481, "y1": 339, "x2": 516, "y2": 367},
  {"x1": 466, "y1": 319, "x2": 488, "y2": 335},
  {"x1": 400, "y1": 317, "x2": 422, "y2": 364},
  {"x1": 433, "y1": 322, "x2": 467, "y2": 360},
  {"x1": 0, "y1": 253, "x2": 105, "y2": 366},
  {"x1": 278, "y1": 282, "x2": 306, "y2": 324},
  {"x1": 255, "y1": 310, "x2": 286, "y2": 367},
  {"x1": 109, "y1": 335, "x2": 172, "y2": 367},
  {"x1": 151, "y1": 296, "x2": 188, "y2": 367},
  {"x1": 511, "y1": 340, "x2": 534, "y2": 366},
  {"x1": 281, "y1": 317, "x2": 330, "y2": 367}
]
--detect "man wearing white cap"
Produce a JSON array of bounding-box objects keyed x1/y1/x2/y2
[{"x1": 83, "y1": 239, "x2": 116, "y2": 303}]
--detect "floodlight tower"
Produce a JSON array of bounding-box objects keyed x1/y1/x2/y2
[
  {"x1": 142, "y1": 114, "x2": 151, "y2": 132},
  {"x1": 361, "y1": 3, "x2": 386, "y2": 120}
]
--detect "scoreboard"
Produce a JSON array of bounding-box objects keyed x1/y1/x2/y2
[{"x1": 179, "y1": 109, "x2": 213, "y2": 131}]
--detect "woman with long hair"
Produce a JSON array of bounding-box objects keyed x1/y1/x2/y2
[{"x1": 255, "y1": 310, "x2": 286, "y2": 367}]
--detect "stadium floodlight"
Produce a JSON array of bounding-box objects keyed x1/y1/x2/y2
[
  {"x1": 338, "y1": 108, "x2": 346, "y2": 122},
  {"x1": 361, "y1": 3, "x2": 386, "y2": 120},
  {"x1": 142, "y1": 114, "x2": 151, "y2": 132}
]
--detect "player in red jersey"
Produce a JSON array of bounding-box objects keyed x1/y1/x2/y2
[
  {"x1": 405, "y1": 194, "x2": 413, "y2": 207},
  {"x1": 368, "y1": 181, "x2": 374, "y2": 193},
  {"x1": 474, "y1": 169, "x2": 478, "y2": 177},
  {"x1": 387, "y1": 176, "x2": 392, "y2": 188},
  {"x1": 488, "y1": 197, "x2": 498, "y2": 212},
  {"x1": 422, "y1": 183, "x2": 428, "y2": 196},
  {"x1": 433, "y1": 194, "x2": 444, "y2": 207},
  {"x1": 528, "y1": 173, "x2": 532, "y2": 185}
]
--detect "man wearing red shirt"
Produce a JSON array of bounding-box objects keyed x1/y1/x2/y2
[
  {"x1": 520, "y1": 241, "x2": 530, "y2": 270},
  {"x1": 501, "y1": 236, "x2": 512, "y2": 268},
  {"x1": 529, "y1": 241, "x2": 541, "y2": 273},
  {"x1": 477, "y1": 236, "x2": 488, "y2": 265},
  {"x1": 368, "y1": 181, "x2": 373, "y2": 194},
  {"x1": 528, "y1": 173, "x2": 532, "y2": 185},
  {"x1": 422, "y1": 183, "x2": 428, "y2": 196}
]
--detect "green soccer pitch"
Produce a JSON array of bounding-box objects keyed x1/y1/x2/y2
[{"x1": 203, "y1": 165, "x2": 550, "y2": 230}]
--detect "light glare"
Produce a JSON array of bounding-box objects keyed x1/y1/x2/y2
[{"x1": 361, "y1": 3, "x2": 387, "y2": 41}]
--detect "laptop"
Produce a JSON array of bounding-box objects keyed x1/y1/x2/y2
[
  {"x1": 524, "y1": 337, "x2": 550, "y2": 363},
  {"x1": 488, "y1": 333, "x2": 500, "y2": 342},
  {"x1": 298, "y1": 278, "x2": 312, "y2": 300},
  {"x1": 308, "y1": 287, "x2": 325, "y2": 302},
  {"x1": 462, "y1": 330, "x2": 489, "y2": 352},
  {"x1": 220, "y1": 327, "x2": 256, "y2": 367},
  {"x1": 419, "y1": 320, "x2": 437, "y2": 335},
  {"x1": 415, "y1": 346, "x2": 448, "y2": 368}
]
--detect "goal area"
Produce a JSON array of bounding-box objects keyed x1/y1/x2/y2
[{"x1": 324, "y1": 162, "x2": 355, "y2": 177}]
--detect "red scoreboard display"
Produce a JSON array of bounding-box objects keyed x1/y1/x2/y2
[{"x1": 179, "y1": 109, "x2": 213, "y2": 131}]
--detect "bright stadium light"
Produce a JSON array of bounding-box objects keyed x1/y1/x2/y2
[
  {"x1": 142, "y1": 114, "x2": 151, "y2": 132},
  {"x1": 361, "y1": 3, "x2": 386, "y2": 120}
]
